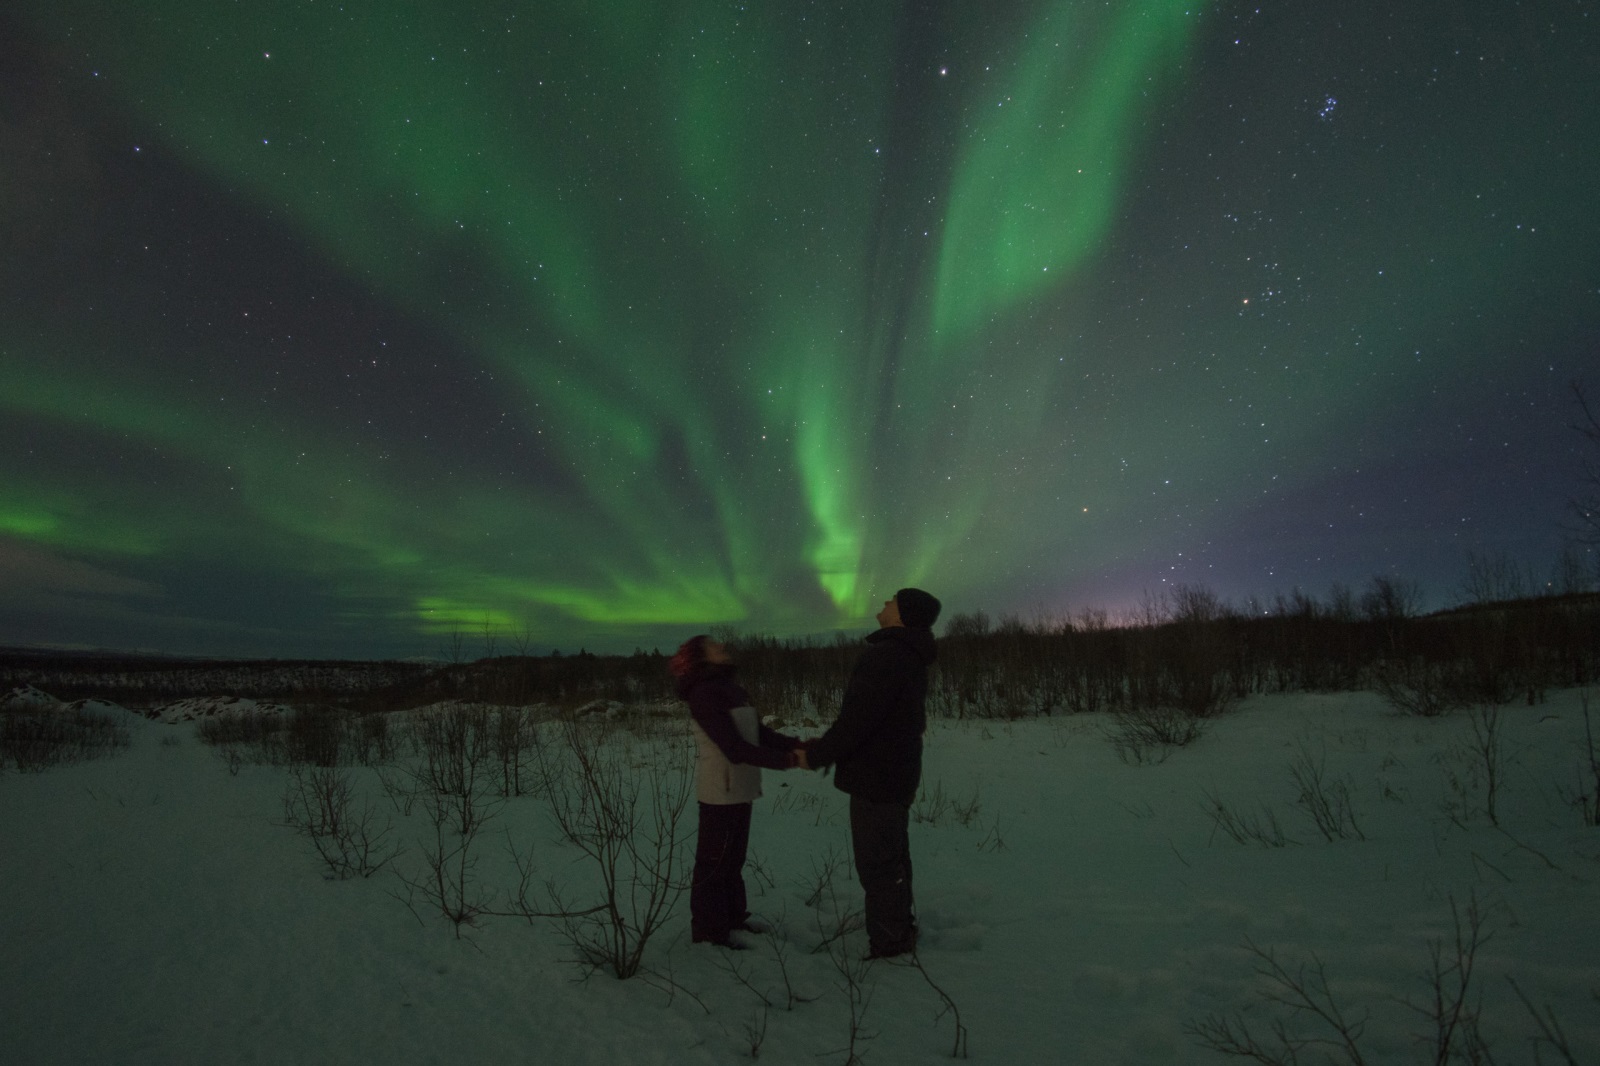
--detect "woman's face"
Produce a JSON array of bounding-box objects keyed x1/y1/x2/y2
[{"x1": 704, "y1": 640, "x2": 732, "y2": 665}]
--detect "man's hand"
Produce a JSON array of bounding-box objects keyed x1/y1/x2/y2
[{"x1": 792, "y1": 744, "x2": 811, "y2": 771}]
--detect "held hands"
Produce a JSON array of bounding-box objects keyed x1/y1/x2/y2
[{"x1": 789, "y1": 741, "x2": 812, "y2": 771}]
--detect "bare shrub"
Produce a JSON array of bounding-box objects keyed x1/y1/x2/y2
[
  {"x1": 399, "y1": 702, "x2": 544, "y2": 798},
  {"x1": 1185, "y1": 896, "x2": 1571, "y2": 1066},
  {"x1": 1202, "y1": 790, "x2": 1295, "y2": 848},
  {"x1": 350, "y1": 711, "x2": 398, "y2": 765},
  {"x1": 908, "y1": 953, "x2": 970, "y2": 1059},
  {"x1": 1441, "y1": 706, "x2": 1507, "y2": 829},
  {"x1": 1460, "y1": 549, "x2": 1535, "y2": 606},
  {"x1": 282, "y1": 764, "x2": 346, "y2": 837},
  {"x1": 1399, "y1": 896, "x2": 1492, "y2": 1065},
  {"x1": 829, "y1": 942, "x2": 876, "y2": 1066},
  {"x1": 196, "y1": 711, "x2": 284, "y2": 757},
  {"x1": 800, "y1": 844, "x2": 853, "y2": 910},
  {"x1": 770, "y1": 786, "x2": 825, "y2": 817},
  {"x1": 948, "y1": 787, "x2": 982, "y2": 828},
  {"x1": 414, "y1": 703, "x2": 494, "y2": 798},
  {"x1": 1166, "y1": 604, "x2": 1238, "y2": 719},
  {"x1": 941, "y1": 610, "x2": 991, "y2": 639},
  {"x1": 198, "y1": 707, "x2": 396, "y2": 769},
  {"x1": 1576, "y1": 693, "x2": 1600, "y2": 827},
  {"x1": 391, "y1": 705, "x2": 507, "y2": 932},
  {"x1": 765, "y1": 915, "x2": 814, "y2": 1011},
  {"x1": 976, "y1": 814, "x2": 1008, "y2": 853},
  {"x1": 1107, "y1": 705, "x2": 1207, "y2": 764},
  {"x1": 1465, "y1": 705, "x2": 1504, "y2": 827},
  {"x1": 912, "y1": 782, "x2": 952, "y2": 824},
  {"x1": 375, "y1": 763, "x2": 424, "y2": 816},
  {"x1": 1185, "y1": 939, "x2": 1371, "y2": 1064},
  {"x1": 1362, "y1": 574, "x2": 1424, "y2": 624},
  {"x1": 710, "y1": 921, "x2": 818, "y2": 1051},
  {"x1": 714, "y1": 937, "x2": 777, "y2": 1010},
  {"x1": 912, "y1": 780, "x2": 982, "y2": 827},
  {"x1": 806, "y1": 848, "x2": 874, "y2": 1064},
  {"x1": 1564, "y1": 379, "x2": 1600, "y2": 547},
  {"x1": 1171, "y1": 583, "x2": 1229, "y2": 625},
  {"x1": 1172, "y1": 664, "x2": 1236, "y2": 719},
  {"x1": 1, "y1": 707, "x2": 130, "y2": 772},
  {"x1": 282, "y1": 706, "x2": 347, "y2": 767},
  {"x1": 744, "y1": 1003, "x2": 769, "y2": 1059},
  {"x1": 491, "y1": 705, "x2": 542, "y2": 796},
  {"x1": 1289, "y1": 741, "x2": 1365, "y2": 842},
  {"x1": 746, "y1": 848, "x2": 778, "y2": 894},
  {"x1": 394, "y1": 774, "x2": 502, "y2": 934},
  {"x1": 1507, "y1": 977, "x2": 1584, "y2": 1066},
  {"x1": 281, "y1": 765, "x2": 398, "y2": 880},
  {"x1": 1373, "y1": 658, "x2": 1468, "y2": 718},
  {"x1": 199, "y1": 710, "x2": 289, "y2": 768},
  {"x1": 535, "y1": 719, "x2": 691, "y2": 978}
]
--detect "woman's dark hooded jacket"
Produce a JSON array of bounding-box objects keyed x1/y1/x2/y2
[{"x1": 679, "y1": 663, "x2": 797, "y2": 803}]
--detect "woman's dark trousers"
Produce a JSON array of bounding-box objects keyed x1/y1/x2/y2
[{"x1": 691, "y1": 801, "x2": 752, "y2": 941}]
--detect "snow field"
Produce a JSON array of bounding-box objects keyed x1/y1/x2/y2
[{"x1": 2, "y1": 689, "x2": 1597, "y2": 1064}]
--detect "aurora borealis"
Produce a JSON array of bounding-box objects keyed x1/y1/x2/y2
[{"x1": 3, "y1": 1, "x2": 1597, "y2": 658}]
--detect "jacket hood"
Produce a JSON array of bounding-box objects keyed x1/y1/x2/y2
[
  {"x1": 866, "y1": 625, "x2": 936, "y2": 664},
  {"x1": 676, "y1": 660, "x2": 736, "y2": 700}
]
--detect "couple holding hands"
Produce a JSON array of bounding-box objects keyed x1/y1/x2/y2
[{"x1": 670, "y1": 588, "x2": 941, "y2": 959}]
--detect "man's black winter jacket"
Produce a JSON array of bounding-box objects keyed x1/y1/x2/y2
[{"x1": 806, "y1": 625, "x2": 935, "y2": 805}]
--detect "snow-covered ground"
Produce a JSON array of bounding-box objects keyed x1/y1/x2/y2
[{"x1": 3, "y1": 689, "x2": 1597, "y2": 1064}]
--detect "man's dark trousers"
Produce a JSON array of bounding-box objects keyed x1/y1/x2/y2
[{"x1": 849, "y1": 794, "x2": 915, "y2": 954}]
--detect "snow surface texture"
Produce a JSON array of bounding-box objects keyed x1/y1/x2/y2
[{"x1": 2, "y1": 690, "x2": 1597, "y2": 1064}]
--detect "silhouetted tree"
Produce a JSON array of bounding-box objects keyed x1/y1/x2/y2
[
  {"x1": 1361, "y1": 575, "x2": 1423, "y2": 622},
  {"x1": 1459, "y1": 549, "x2": 1533, "y2": 606},
  {"x1": 1570, "y1": 380, "x2": 1600, "y2": 546}
]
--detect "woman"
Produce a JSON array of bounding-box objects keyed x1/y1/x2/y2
[{"x1": 670, "y1": 635, "x2": 801, "y2": 948}]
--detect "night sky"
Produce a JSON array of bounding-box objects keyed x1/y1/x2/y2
[{"x1": 3, "y1": 1, "x2": 1597, "y2": 659}]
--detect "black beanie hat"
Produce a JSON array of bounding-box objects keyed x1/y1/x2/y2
[{"x1": 895, "y1": 587, "x2": 942, "y2": 629}]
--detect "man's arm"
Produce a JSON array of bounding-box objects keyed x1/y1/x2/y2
[
  {"x1": 758, "y1": 722, "x2": 802, "y2": 752},
  {"x1": 804, "y1": 644, "x2": 902, "y2": 769}
]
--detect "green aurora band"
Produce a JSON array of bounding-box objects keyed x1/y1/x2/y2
[{"x1": 3, "y1": 0, "x2": 1595, "y2": 655}]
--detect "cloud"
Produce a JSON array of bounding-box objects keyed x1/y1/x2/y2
[{"x1": 0, "y1": 538, "x2": 162, "y2": 603}]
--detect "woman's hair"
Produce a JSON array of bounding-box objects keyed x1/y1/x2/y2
[{"x1": 668, "y1": 634, "x2": 712, "y2": 680}]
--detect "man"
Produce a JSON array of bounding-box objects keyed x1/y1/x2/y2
[{"x1": 800, "y1": 587, "x2": 940, "y2": 959}]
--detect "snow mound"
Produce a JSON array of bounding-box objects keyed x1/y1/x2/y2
[
  {"x1": 573, "y1": 699, "x2": 624, "y2": 719},
  {"x1": 66, "y1": 698, "x2": 144, "y2": 721},
  {"x1": 1, "y1": 685, "x2": 64, "y2": 712},
  {"x1": 150, "y1": 696, "x2": 295, "y2": 724}
]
